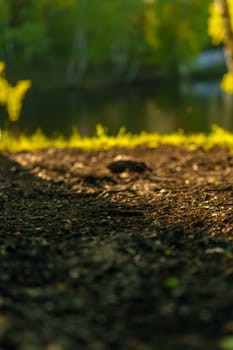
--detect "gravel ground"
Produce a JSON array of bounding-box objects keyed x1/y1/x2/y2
[{"x1": 0, "y1": 145, "x2": 232, "y2": 350}]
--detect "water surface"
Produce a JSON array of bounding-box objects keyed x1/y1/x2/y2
[{"x1": 8, "y1": 79, "x2": 233, "y2": 136}]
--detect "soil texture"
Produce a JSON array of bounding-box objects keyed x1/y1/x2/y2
[{"x1": 0, "y1": 145, "x2": 233, "y2": 350}]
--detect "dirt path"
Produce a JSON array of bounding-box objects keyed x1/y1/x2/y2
[{"x1": 0, "y1": 145, "x2": 233, "y2": 350}]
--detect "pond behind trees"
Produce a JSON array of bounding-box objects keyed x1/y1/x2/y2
[{"x1": 6, "y1": 78, "x2": 233, "y2": 136}]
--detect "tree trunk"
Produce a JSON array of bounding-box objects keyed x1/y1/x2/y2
[
  {"x1": 66, "y1": 28, "x2": 88, "y2": 85},
  {"x1": 218, "y1": 0, "x2": 233, "y2": 72}
]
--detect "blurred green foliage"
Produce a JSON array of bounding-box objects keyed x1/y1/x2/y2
[{"x1": 0, "y1": 0, "x2": 212, "y2": 82}]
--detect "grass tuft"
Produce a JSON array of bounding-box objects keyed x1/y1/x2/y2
[{"x1": 1, "y1": 124, "x2": 233, "y2": 152}]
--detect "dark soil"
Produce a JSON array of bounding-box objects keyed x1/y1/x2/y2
[{"x1": 0, "y1": 145, "x2": 233, "y2": 350}]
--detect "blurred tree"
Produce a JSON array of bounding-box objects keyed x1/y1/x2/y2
[
  {"x1": 208, "y1": 0, "x2": 233, "y2": 93},
  {"x1": 0, "y1": 0, "x2": 212, "y2": 83},
  {"x1": 142, "y1": 0, "x2": 211, "y2": 70},
  {"x1": 66, "y1": 0, "x2": 146, "y2": 82},
  {"x1": 0, "y1": 1, "x2": 14, "y2": 60},
  {"x1": 66, "y1": 0, "x2": 211, "y2": 82},
  {"x1": 0, "y1": 0, "x2": 51, "y2": 63},
  {"x1": 41, "y1": 0, "x2": 77, "y2": 60}
]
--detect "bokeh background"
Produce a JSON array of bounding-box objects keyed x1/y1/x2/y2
[{"x1": 0, "y1": 0, "x2": 232, "y2": 136}]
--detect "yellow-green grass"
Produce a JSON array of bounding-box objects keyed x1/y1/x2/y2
[{"x1": 1, "y1": 124, "x2": 233, "y2": 152}]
